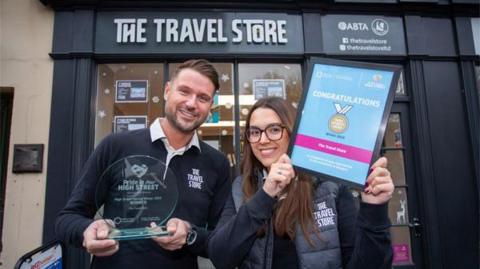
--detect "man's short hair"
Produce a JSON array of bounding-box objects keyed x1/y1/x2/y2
[{"x1": 171, "y1": 59, "x2": 220, "y2": 92}]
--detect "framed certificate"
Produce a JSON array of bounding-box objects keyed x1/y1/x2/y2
[
  {"x1": 288, "y1": 58, "x2": 401, "y2": 188},
  {"x1": 115, "y1": 80, "x2": 149, "y2": 103}
]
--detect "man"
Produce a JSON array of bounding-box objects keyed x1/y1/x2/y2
[{"x1": 55, "y1": 59, "x2": 231, "y2": 268}]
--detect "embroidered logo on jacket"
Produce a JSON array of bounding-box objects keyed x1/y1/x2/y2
[
  {"x1": 313, "y1": 201, "x2": 336, "y2": 228},
  {"x1": 187, "y1": 168, "x2": 204, "y2": 190}
]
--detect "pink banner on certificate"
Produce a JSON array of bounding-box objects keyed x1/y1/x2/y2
[{"x1": 294, "y1": 134, "x2": 372, "y2": 164}]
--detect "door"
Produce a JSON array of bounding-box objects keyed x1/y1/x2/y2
[{"x1": 382, "y1": 73, "x2": 424, "y2": 268}]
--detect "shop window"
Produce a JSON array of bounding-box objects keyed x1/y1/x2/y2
[
  {"x1": 238, "y1": 63, "x2": 303, "y2": 138},
  {"x1": 382, "y1": 113, "x2": 413, "y2": 266},
  {"x1": 383, "y1": 114, "x2": 406, "y2": 186},
  {"x1": 95, "y1": 64, "x2": 165, "y2": 146},
  {"x1": 96, "y1": 62, "x2": 236, "y2": 170}
]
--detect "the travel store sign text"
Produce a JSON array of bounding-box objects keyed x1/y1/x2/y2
[{"x1": 114, "y1": 18, "x2": 288, "y2": 44}]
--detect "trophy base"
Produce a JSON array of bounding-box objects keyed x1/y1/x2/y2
[{"x1": 108, "y1": 226, "x2": 171, "y2": 241}]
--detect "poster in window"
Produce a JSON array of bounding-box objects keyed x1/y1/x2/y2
[
  {"x1": 115, "y1": 80, "x2": 148, "y2": 103},
  {"x1": 393, "y1": 244, "x2": 411, "y2": 265},
  {"x1": 114, "y1": 116, "x2": 148, "y2": 133},
  {"x1": 288, "y1": 58, "x2": 400, "y2": 188},
  {"x1": 253, "y1": 79, "x2": 286, "y2": 100}
]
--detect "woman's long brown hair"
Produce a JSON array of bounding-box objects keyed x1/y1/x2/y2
[{"x1": 241, "y1": 97, "x2": 317, "y2": 245}]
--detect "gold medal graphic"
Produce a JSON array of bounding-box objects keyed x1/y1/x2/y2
[
  {"x1": 329, "y1": 103, "x2": 352, "y2": 134},
  {"x1": 329, "y1": 114, "x2": 348, "y2": 133}
]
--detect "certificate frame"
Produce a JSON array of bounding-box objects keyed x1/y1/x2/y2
[{"x1": 288, "y1": 57, "x2": 401, "y2": 188}]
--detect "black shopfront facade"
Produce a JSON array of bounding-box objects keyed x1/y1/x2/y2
[{"x1": 39, "y1": 1, "x2": 479, "y2": 268}]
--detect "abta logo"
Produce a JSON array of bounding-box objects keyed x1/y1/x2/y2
[{"x1": 371, "y1": 19, "x2": 389, "y2": 36}]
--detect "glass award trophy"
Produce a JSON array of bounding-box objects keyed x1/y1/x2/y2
[{"x1": 95, "y1": 155, "x2": 178, "y2": 240}]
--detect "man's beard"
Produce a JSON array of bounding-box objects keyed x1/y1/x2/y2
[{"x1": 165, "y1": 107, "x2": 206, "y2": 134}]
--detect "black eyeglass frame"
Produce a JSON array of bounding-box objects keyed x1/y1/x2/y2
[{"x1": 244, "y1": 124, "x2": 288, "y2": 143}]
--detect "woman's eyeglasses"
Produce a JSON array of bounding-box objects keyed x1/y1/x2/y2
[{"x1": 245, "y1": 124, "x2": 287, "y2": 143}]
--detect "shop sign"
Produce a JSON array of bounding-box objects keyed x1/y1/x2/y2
[
  {"x1": 113, "y1": 18, "x2": 288, "y2": 44},
  {"x1": 96, "y1": 12, "x2": 303, "y2": 54},
  {"x1": 321, "y1": 15, "x2": 406, "y2": 56}
]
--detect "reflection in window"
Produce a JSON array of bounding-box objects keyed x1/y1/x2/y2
[
  {"x1": 384, "y1": 114, "x2": 406, "y2": 186},
  {"x1": 382, "y1": 112, "x2": 412, "y2": 266},
  {"x1": 395, "y1": 72, "x2": 406, "y2": 96},
  {"x1": 95, "y1": 64, "x2": 164, "y2": 146},
  {"x1": 475, "y1": 65, "x2": 480, "y2": 105},
  {"x1": 384, "y1": 114, "x2": 402, "y2": 148}
]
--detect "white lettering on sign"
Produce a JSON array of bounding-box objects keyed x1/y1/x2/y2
[
  {"x1": 338, "y1": 21, "x2": 369, "y2": 31},
  {"x1": 114, "y1": 18, "x2": 147, "y2": 43},
  {"x1": 231, "y1": 19, "x2": 287, "y2": 44},
  {"x1": 265, "y1": 20, "x2": 278, "y2": 43},
  {"x1": 192, "y1": 19, "x2": 206, "y2": 42},
  {"x1": 231, "y1": 19, "x2": 243, "y2": 43},
  {"x1": 166, "y1": 19, "x2": 179, "y2": 42},
  {"x1": 114, "y1": 18, "x2": 288, "y2": 44},
  {"x1": 312, "y1": 90, "x2": 380, "y2": 108},
  {"x1": 179, "y1": 19, "x2": 194, "y2": 42},
  {"x1": 154, "y1": 19, "x2": 165, "y2": 42}
]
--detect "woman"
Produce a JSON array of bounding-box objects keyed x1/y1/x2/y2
[{"x1": 208, "y1": 97, "x2": 394, "y2": 269}]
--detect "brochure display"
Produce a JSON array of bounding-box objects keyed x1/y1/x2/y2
[{"x1": 289, "y1": 58, "x2": 401, "y2": 188}]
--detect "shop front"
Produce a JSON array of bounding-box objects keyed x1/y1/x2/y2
[{"x1": 38, "y1": 1, "x2": 479, "y2": 268}]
